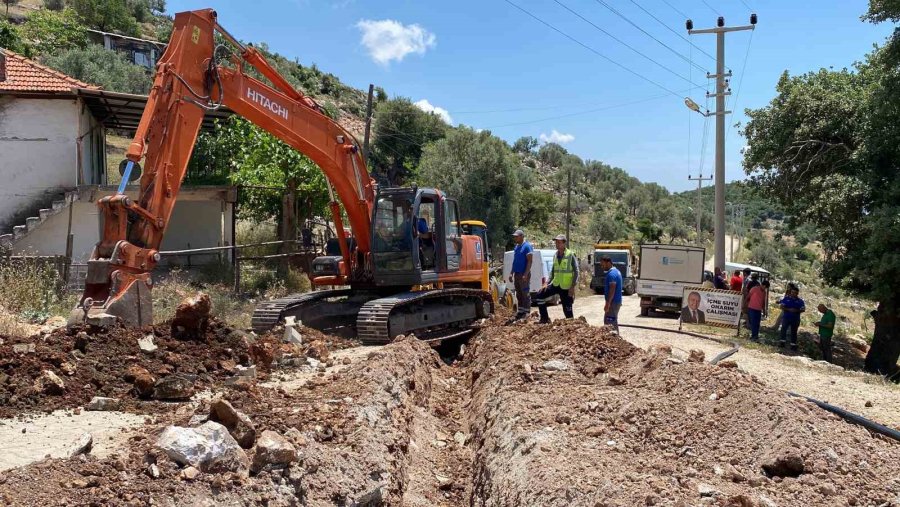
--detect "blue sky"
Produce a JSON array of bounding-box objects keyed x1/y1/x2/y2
[{"x1": 167, "y1": 0, "x2": 892, "y2": 192}]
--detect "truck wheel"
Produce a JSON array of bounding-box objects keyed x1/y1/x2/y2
[{"x1": 640, "y1": 306, "x2": 650, "y2": 317}]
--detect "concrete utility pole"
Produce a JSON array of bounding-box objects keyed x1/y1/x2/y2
[
  {"x1": 687, "y1": 14, "x2": 756, "y2": 271},
  {"x1": 566, "y1": 164, "x2": 572, "y2": 242},
  {"x1": 362, "y1": 84, "x2": 375, "y2": 166},
  {"x1": 688, "y1": 173, "x2": 712, "y2": 243}
]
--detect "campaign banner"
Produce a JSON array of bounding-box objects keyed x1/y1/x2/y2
[{"x1": 679, "y1": 287, "x2": 742, "y2": 328}]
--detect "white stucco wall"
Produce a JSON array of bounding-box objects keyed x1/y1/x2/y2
[
  {"x1": 12, "y1": 189, "x2": 234, "y2": 266},
  {"x1": 0, "y1": 96, "x2": 80, "y2": 230}
]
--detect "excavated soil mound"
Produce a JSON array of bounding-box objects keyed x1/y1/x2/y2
[
  {"x1": 467, "y1": 318, "x2": 900, "y2": 506},
  {"x1": 0, "y1": 335, "x2": 446, "y2": 506},
  {"x1": 0, "y1": 319, "x2": 353, "y2": 418},
  {"x1": 1, "y1": 315, "x2": 898, "y2": 506}
]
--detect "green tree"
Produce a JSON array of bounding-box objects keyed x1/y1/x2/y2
[
  {"x1": 519, "y1": 188, "x2": 555, "y2": 230},
  {"x1": 623, "y1": 187, "x2": 646, "y2": 217},
  {"x1": 190, "y1": 118, "x2": 329, "y2": 224},
  {"x1": 126, "y1": 0, "x2": 150, "y2": 23},
  {"x1": 742, "y1": 1, "x2": 900, "y2": 374},
  {"x1": 589, "y1": 207, "x2": 629, "y2": 242},
  {"x1": 418, "y1": 127, "x2": 520, "y2": 251},
  {"x1": 70, "y1": 0, "x2": 139, "y2": 36},
  {"x1": 20, "y1": 9, "x2": 88, "y2": 56},
  {"x1": 512, "y1": 136, "x2": 538, "y2": 154},
  {"x1": 43, "y1": 0, "x2": 65, "y2": 11},
  {"x1": 43, "y1": 45, "x2": 150, "y2": 94},
  {"x1": 637, "y1": 218, "x2": 662, "y2": 244},
  {"x1": 0, "y1": 20, "x2": 29, "y2": 55},
  {"x1": 537, "y1": 142, "x2": 566, "y2": 167},
  {"x1": 370, "y1": 97, "x2": 448, "y2": 185}
]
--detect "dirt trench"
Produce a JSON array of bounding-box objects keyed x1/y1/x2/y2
[{"x1": 1, "y1": 316, "x2": 899, "y2": 506}]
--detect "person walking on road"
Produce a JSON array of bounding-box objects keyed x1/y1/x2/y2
[
  {"x1": 535, "y1": 235, "x2": 578, "y2": 323},
  {"x1": 730, "y1": 270, "x2": 743, "y2": 291},
  {"x1": 508, "y1": 229, "x2": 533, "y2": 321},
  {"x1": 746, "y1": 280, "x2": 769, "y2": 341},
  {"x1": 600, "y1": 255, "x2": 623, "y2": 332},
  {"x1": 779, "y1": 285, "x2": 806, "y2": 351},
  {"x1": 713, "y1": 267, "x2": 728, "y2": 290},
  {"x1": 816, "y1": 303, "x2": 836, "y2": 362}
]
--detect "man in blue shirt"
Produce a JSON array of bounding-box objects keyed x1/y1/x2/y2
[
  {"x1": 779, "y1": 285, "x2": 805, "y2": 351},
  {"x1": 600, "y1": 255, "x2": 623, "y2": 332},
  {"x1": 508, "y1": 229, "x2": 533, "y2": 320}
]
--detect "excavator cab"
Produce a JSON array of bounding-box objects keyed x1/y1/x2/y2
[{"x1": 371, "y1": 187, "x2": 461, "y2": 287}]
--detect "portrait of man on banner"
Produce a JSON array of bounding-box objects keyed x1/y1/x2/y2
[{"x1": 681, "y1": 291, "x2": 706, "y2": 324}]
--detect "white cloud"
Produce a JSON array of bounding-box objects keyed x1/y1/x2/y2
[
  {"x1": 414, "y1": 99, "x2": 453, "y2": 125},
  {"x1": 539, "y1": 130, "x2": 575, "y2": 144},
  {"x1": 356, "y1": 19, "x2": 436, "y2": 65}
]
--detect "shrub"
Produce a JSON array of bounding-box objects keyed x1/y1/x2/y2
[
  {"x1": 21, "y1": 9, "x2": 88, "y2": 56},
  {"x1": 0, "y1": 260, "x2": 62, "y2": 319},
  {"x1": 43, "y1": 0, "x2": 65, "y2": 11}
]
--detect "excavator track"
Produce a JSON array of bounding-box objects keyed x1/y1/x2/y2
[
  {"x1": 251, "y1": 288, "x2": 353, "y2": 333},
  {"x1": 356, "y1": 288, "x2": 493, "y2": 345}
]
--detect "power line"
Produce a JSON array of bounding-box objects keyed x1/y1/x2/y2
[
  {"x1": 551, "y1": 0, "x2": 704, "y2": 88},
  {"x1": 627, "y1": 0, "x2": 716, "y2": 62},
  {"x1": 725, "y1": 29, "x2": 755, "y2": 144},
  {"x1": 591, "y1": 0, "x2": 708, "y2": 73},
  {"x1": 737, "y1": 0, "x2": 754, "y2": 11},
  {"x1": 700, "y1": 0, "x2": 721, "y2": 16},
  {"x1": 501, "y1": 0, "x2": 685, "y2": 96},
  {"x1": 659, "y1": 0, "x2": 689, "y2": 19},
  {"x1": 484, "y1": 88, "x2": 702, "y2": 128}
]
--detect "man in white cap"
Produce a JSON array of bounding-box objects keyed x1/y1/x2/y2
[
  {"x1": 508, "y1": 229, "x2": 533, "y2": 320},
  {"x1": 535, "y1": 234, "x2": 578, "y2": 323}
]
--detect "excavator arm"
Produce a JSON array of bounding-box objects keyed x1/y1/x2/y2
[{"x1": 77, "y1": 9, "x2": 375, "y2": 326}]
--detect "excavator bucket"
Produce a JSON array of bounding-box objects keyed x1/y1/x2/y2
[{"x1": 70, "y1": 259, "x2": 153, "y2": 328}]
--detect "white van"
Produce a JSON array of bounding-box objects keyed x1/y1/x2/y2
[{"x1": 502, "y1": 249, "x2": 559, "y2": 305}]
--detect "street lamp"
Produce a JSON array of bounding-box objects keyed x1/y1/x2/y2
[{"x1": 683, "y1": 97, "x2": 710, "y2": 117}]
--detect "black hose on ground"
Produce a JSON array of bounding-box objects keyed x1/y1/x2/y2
[
  {"x1": 788, "y1": 392, "x2": 900, "y2": 443},
  {"x1": 615, "y1": 323, "x2": 740, "y2": 364},
  {"x1": 616, "y1": 324, "x2": 900, "y2": 443},
  {"x1": 709, "y1": 346, "x2": 740, "y2": 365}
]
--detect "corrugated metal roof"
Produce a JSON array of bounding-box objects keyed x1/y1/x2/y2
[{"x1": 0, "y1": 48, "x2": 99, "y2": 93}]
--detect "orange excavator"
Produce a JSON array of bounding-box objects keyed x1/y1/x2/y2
[{"x1": 76, "y1": 8, "x2": 493, "y2": 344}]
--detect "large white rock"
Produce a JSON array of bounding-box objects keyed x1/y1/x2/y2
[{"x1": 156, "y1": 421, "x2": 249, "y2": 474}]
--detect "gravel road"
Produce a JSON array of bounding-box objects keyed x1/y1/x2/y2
[{"x1": 547, "y1": 293, "x2": 900, "y2": 429}]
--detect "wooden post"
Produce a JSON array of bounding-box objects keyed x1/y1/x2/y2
[
  {"x1": 232, "y1": 186, "x2": 239, "y2": 292},
  {"x1": 281, "y1": 179, "x2": 297, "y2": 270},
  {"x1": 63, "y1": 193, "x2": 75, "y2": 287},
  {"x1": 362, "y1": 83, "x2": 375, "y2": 166}
]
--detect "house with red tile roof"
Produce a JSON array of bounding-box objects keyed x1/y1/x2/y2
[
  {"x1": 0, "y1": 49, "x2": 238, "y2": 274},
  {"x1": 0, "y1": 48, "x2": 106, "y2": 219}
]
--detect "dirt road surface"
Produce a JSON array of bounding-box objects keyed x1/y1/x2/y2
[
  {"x1": 548, "y1": 294, "x2": 900, "y2": 429},
  {"x1": 0, "y1": 310, "x2": 898, "y2": 505}
]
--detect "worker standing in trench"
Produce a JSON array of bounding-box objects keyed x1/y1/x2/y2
[
  {"x1": 508, "y1": 229, "x2": 533, "y2": 321},
  {"x1": 535, "y1": 235, "x2": 578, "y2": 323}
]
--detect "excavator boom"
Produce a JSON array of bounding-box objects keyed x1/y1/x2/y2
[{"x1": 76, "y1": 9, "x2": 374, "y2": 326}]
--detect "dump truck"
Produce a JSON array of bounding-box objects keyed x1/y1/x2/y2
[
  {"x1": 590, "y1": 242, "x2": 637, "y2": 296},
  {"x1": 636, "y1": 244, "x2": 705, "y2": 316}
]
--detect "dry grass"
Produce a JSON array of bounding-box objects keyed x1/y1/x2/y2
[{"x1": 0, "y1": 260, "x2": 64, "y2": 320}]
